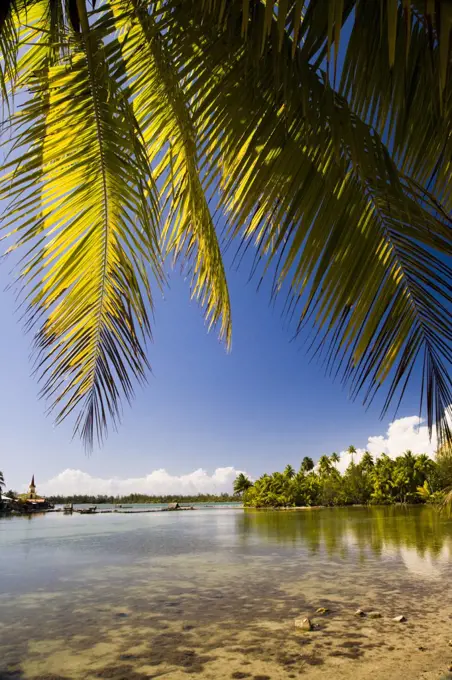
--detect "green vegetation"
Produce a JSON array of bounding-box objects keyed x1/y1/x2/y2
[
  {"x1": 0, "y1": 2, "x2": 450, "y2": 449},
  {"x1": 233, "y1": 473, "x2": 254, "y2": 496},
  {"x1": 46, "y1": 493, "x2": 239, "y2": 505},
  {"x1": 4, "y1": 490, "x2": 18, "y2": 500},
  {"x1": 238, "y1": 450, "x2": 452, "y2": 508}
]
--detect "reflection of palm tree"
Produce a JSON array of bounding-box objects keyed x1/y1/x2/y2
[
  {"x1": 238, "y1": 505, "x2": 450, "y2": 563},
  {"x1": 284, "y1": 464, "x2": 295, "y2": 479},
  {"x1": 233, "y1": 473, "x2": 253, "y2": 496}
]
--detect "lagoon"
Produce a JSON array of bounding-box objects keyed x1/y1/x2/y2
[{"x1": 1, "y1": 506, "x2": 452, "y2": 679}]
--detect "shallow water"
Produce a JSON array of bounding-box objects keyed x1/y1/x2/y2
[{"x1": 1, "y1": 506, "x2": 452, "y2": 679}]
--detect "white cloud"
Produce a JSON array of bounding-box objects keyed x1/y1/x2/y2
[
  {"x1": 336, "y1": 414, "x2": 439, "y2": 473},
  {"x1": 366, "y1": 415, "x2": 437, "y2": 457},
  {"x1": 38, "y1": 466, "x2": 247, "y2": 497}
]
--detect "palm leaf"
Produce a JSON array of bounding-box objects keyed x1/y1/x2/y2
[
  {"x1": 111, "y1": 0, "x2": 231, "y2": 345},
  {"x1": 1, "y1": 1, "x2": 161, "y2": 448},
  {"x1": 160, "y1": 0, "x2": 452, "y2": 445},
  {"x1": 0, "y1": 0, "x2": 21, "y2": 101}
]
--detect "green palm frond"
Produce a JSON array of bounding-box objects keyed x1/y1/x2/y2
[
  {"x1": 112, "y1": 0, "x2": 231, "y2": 346},
  {"x1": 1, "y1": 1, "x2": 161, "y2": 447},
  {"x1": 339, "y1": 2, "x2": 452, "y2": 211},
  {"x1": 163, "y1": 0, "x2": 452, "y2": 444},
  {"x1": 0, "y1": 0, "x2": 21, "y2": 100},
  {"x1": 198, "y1": 1, "x2": 452, "y2": 94},
  {"x1": 195, "y1": 1, "x2": 452, "y2": 208}
]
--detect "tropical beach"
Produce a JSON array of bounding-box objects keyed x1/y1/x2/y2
[{"x1": 1, "y1": 0, "x2": 452, "y2": 678}]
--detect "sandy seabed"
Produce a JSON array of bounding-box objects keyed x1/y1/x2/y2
[{"x1": 1, "y1": 552, "x2": 452, "y2": 680}]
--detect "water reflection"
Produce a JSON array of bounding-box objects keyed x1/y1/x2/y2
[
  {"x1": 2, "y1": 507, "x2": 452, "y2": 679},
  {"x1": 237, "y1": 506, "x2": 452, "y2": 568}
]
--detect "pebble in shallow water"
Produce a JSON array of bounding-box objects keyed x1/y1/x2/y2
[{"x1": 294, "y1": 617, "x2": 313, "y2": 631}]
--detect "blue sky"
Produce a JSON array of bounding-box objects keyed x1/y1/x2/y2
[
  {"x1": 0, "y1": 10, "x2": 442, "y2": 495},
  {"x1": 0, "y1": 246, "x2": 431, "y2": 493}
]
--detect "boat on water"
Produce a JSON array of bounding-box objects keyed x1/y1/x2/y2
[{"x1": 76, "y1": 506, "x2": 97, "y2": 515}]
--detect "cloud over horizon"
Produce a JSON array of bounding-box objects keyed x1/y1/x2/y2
[
  {"x1": 39, "y1": 466, "x2": 245, "y2": 497},
  {"x1": 336, "y1": 414, "x2": 438, "y2": 473},
  {"x1": 35, "y1": 412, "x2": 446, "y2": 495}
]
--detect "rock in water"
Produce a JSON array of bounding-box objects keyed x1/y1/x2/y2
[
  {"x1": 368, "y1": 612, "x2": 382, "y2": 619},
  {"x1": 392, "y1": 615, "x2": 406, "y2": 623},
  {"x1": 316, "y1": 607, "x2": 329, "y2": 615},
  {"x1": 294, "y1": 617, "x2": 313, "y2": 631},
  {"x1": 354, "y1": 609, "x2": 366, "y2": 617}
]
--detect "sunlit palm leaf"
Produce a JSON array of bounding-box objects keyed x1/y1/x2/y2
[
  {"x1": 0, "y1": 0, "x2": 20, "y2": 100},
  {"x1": 111, "y1": 0, "x2": 231, "y2": 346},
  {"x1": 1, "y1": 3, "x2": 161, "y2": 447}
]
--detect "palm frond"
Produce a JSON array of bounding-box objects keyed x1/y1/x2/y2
[
  {"x1": 194, "y1": 1, "x2": 452, "y2": 209},
  {"x1": 160, "y1": 0, "x2": 452, "y2": 445},
  {"x1": 339, "y1": 1, "x2": 452, "y2": 211},
  {"x1": 0, "y1": 0, "x2": 20, "y2": 101},
  {"x1": 1, "y1": 2, "x2": 161, "y2": 448},
  {"x1": 112, "y1": 0, "x2": 231, "y2": 346}
]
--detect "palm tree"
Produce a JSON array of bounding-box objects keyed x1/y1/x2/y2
[
  {"x1": 301, "y1": 457, "x2": 315, "y2": 474},
  {"x1": 284, "y1": 464, "x2": 295, "y2": 480},
  {"x1": 347, "y1": 446, "x2": 357, "y2": 466},
  {"x1": 0, "y1": 471, "x2": 5, "y2": 501},
  {"x1": 330, "y1": 452, "x2": 340, "y2": 466},
  {"x1": 360, "y1": 452, "x2": 374, "y2": 472},
  {"x1": 233, "y1": 473, "x2": 253, "y2": 496},
  {"x1": 415, "y1": 453, "x2": 434, "y2": 473},
  {"x1": 318, "y1": 455, "x2": 333, "y2": 478},
  {"x1": 0, "y1": 1, "x2": 451, "y2": 449}
]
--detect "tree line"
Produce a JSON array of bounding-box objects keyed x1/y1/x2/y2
[
  {"x1": 233, "y1": 448, "x2": 452, "y2": 508},
  {"x1": 44, "y1": 493, "x2": 239, "y2": 505}
]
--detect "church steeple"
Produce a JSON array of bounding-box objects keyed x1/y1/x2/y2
[{"x1": 29, "y1": 475, "x2": 36, "y2": 499}]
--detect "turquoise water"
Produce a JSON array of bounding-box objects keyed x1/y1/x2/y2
[{"x1": 1, "y1": 506, "x2": 452, "y2": 679}]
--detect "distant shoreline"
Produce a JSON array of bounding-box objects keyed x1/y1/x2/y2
[{"x1": 45, "y1": 495, "x2": 241, "y2": 505}]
